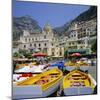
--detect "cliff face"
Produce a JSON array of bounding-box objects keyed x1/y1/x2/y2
[
  {"x1": 73, "y1": 6, "x2": 97, "y2": 22},
  {"x1": 13, "y1": 15, "x2": 42, "y2": 40},
  {"x1": 53, "y1": 6, "x2": 97, "y2": 35}
]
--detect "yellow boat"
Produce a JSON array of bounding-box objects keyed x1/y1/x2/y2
[
  {"x1": 63, "y1": 70, "x2": 96, "y2": 96},
  {"x1": 13, "y1": 68, "x2": 63, "y2": 99},
  {"x1": 65, "y1": 61, "x2": 90, "y2": 71},
  {"x1": 15, "y1": 62, "x2": 37, "y2": 69}
]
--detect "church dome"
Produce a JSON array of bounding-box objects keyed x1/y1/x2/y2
[{"x1": 43, "y1": 23, "x2": 52, "y2": 32}]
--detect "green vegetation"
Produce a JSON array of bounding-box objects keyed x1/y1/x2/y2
[
  {"x1": 64, "y1": 50, "x2": 68, "y2": 58},
  {"x1": 91, "y1": 40, "x2": 97, "y2": 53},
  {"x1": 73, "y1": 6, "x2": 97, "y2": 22},
  {"x1": 13, "y1": 52, "x2": 21, "y2": 58},
  {"x1": 19, "y1": 49, "x2": 32, "y2": 59}
]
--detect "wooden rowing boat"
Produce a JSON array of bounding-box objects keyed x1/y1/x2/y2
[
  {"x1": 63, "y1": 70, "x2": 96, "y2": 96},
  {"x1": 65, "y1": 61, "x2": 90, "y2": 71},
  {"x1": 13, "y1": 68, "x2": 63, "y2": 99}
]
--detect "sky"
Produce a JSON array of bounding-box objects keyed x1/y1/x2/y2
[{"x1": 13, "y1": 0, "x2": 90, "y2": 28}]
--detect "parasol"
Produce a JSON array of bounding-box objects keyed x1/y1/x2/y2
[{"x1": 32, "y1": 52, "x2": 47, "y2": 57}]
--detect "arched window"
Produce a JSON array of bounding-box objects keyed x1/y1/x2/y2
[
  {"x1": 39, "y1": 43, "x2": 41, "y2": 47},
  {"x1": 34, "y1": 44, "x2": 36, "y2": 47},
  {"x1": 29, "y1": 38, "x2": 30, "y2": 42},
  {"x1": 52, "y1": 52, "x2": 54, "y2": 56},
  {"x1": 30, "y1": 44, "x2": 32, "y2": 47},
  {"x1": 24, "y1": 45, "x2": 26, "y2": 48},
  {"x1": 44, "y1": 35, "x2": 46, "y2": 39},
  {"x1": 44, "y1": 43, "x2": 46, "y2": 46}
]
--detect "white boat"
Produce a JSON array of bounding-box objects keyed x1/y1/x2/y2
[
  {"x1": 63, "y1": 70, "x2": 96, "y2": 96},
  {"x1": 15, "y1": 65, "x2": 49, "y2": 73},
  {"x1": 13, "y1": 68, "x2": 63, "y2": 99}
]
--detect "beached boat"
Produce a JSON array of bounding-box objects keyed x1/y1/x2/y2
[
  {"x1": 63, "y1": 70, "x2": 96, "y2": 96},
  {"x1": 13, "y1": 68, "x2": 63, "y2": 99},
  {"x1": 65, "y1": 61, "x2": 90, "y2": 71},
  {"x1": 15, "y1": 62, "x2": 37, "y2": 69},
  {"x1": 15, "y1": 64, "x2": 49, "y2": 73},
  {"x1": 13, "y1": 73, "x2": 34, "y2": 84}
]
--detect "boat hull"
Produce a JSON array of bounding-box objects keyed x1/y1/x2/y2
[
  {"x1": 66, "y1": 66, "x2": 89, "y2": 71},
  {"x1": 64, "y1": 87, "x2": 93, "y2": 96},
  {"x1": 13, "y1": 80, "x2": 61, "y2": 99},
  {"x1": 63, "y1": 70, "x2": 96, "y2": 96},
  {"x1": 13, "y1": 78, "x2": 62, "y2": 99}
]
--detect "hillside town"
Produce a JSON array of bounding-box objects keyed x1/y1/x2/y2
[
  {"x1": 13, "y1": 18, "x2": 97, "y2": 57},
  {"x1": 12, "y1": 2, "x2": 97, "y2": 99}
]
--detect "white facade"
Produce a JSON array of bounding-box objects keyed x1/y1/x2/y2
[
  {"x1": 16, "y1": 18, "x2": 97, "y2": 57},
  {"x1": 66, "y1": 19, "x2": 97, "y2": 54},
  {"x1": 18, "y1": 24, "x2": 66, "y2": 57}
]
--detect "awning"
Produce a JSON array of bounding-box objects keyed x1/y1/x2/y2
[{"x1": 32, "y1": 52, "x2": 47, "y2": 57}]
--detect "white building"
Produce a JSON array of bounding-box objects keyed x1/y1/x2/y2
[
  {"x1": 18, "y1": 23, "x2": 66, "y2": 57},
  {"x1": 67, "y1": 18, "x2": 97, "y2": 54},
  {"x1": 15, "y1": 18, "x2": 97, "y2": 57}
]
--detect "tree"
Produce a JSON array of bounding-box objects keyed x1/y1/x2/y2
[
  {"x1": 13, "y1": 52, "x2": 20, "y2": 58},
  {"x1": 91, "y1": 40, "x2": 97, "y2": 53},
  {"x1": 19, "y1": 49, "x2": 32, "y2": 59},
  {"x1": 64, "y1": 50, "x2": 68, "y2": 58},
  {"x1": 24, "y1": 53, "x2": 32, "y2": 59}
]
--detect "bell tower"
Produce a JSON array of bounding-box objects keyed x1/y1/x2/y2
[{"x1": 43, "y1": 23, "x2": 53, "y2": 34}]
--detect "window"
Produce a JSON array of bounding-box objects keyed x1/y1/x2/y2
[
  {"x1": 52, "y1": 52, "x2": 54, "y2": 56},
  {"x1": 44, "y1": 43, "x2": 46, "y2": 46},
  {"x1": 24, "y1": 45, "x2": 26, "y2": 48},
  {"x1": 74, "y1": 34, "x2": 76, "y2": 37},
  {"x1": 29, "y1": 38, "x2": 30, "y2": 42},
  {"x1": 44, "y1": 35, "x2": 46, "y2": 39},
  {"x1": 39, "y1": 44, "x2": 41, "y2": 47},
  {"x1": 32, "y1": 38, "x2": 34, "y2": 41},
  {"x1": 30, "y1": 44, "x2": 32, "y2": 47},
  {"x1": 60, "y1": 52, "x2": 62, "y2": 56},
  {"x1": 34, "y1": 44, "x2": 36, "y2": 47},
  {"x1": 69, "y1": 43, "x2": 71, "y2": 45},
  {"x1": 52, "y1": 43, "x2": 53, "y2": 46}
]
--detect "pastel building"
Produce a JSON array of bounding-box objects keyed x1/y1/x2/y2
[
  {"x1": 18, "y1": 24, "x2": 65, "y2": 57},
  {"x1": 15, "y1": 18, "x2": 97, "y2": 57},
  {"x1": 66, "y1": 18, "x2": 97, "y2": 54}
]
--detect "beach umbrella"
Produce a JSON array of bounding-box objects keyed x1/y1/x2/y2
[
  {"x1": 71, "y1": 53, "x2": 81, "y2": 57},
  {"x1": 32, "y1": 52, "x2": 47, "y2": 57}
]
